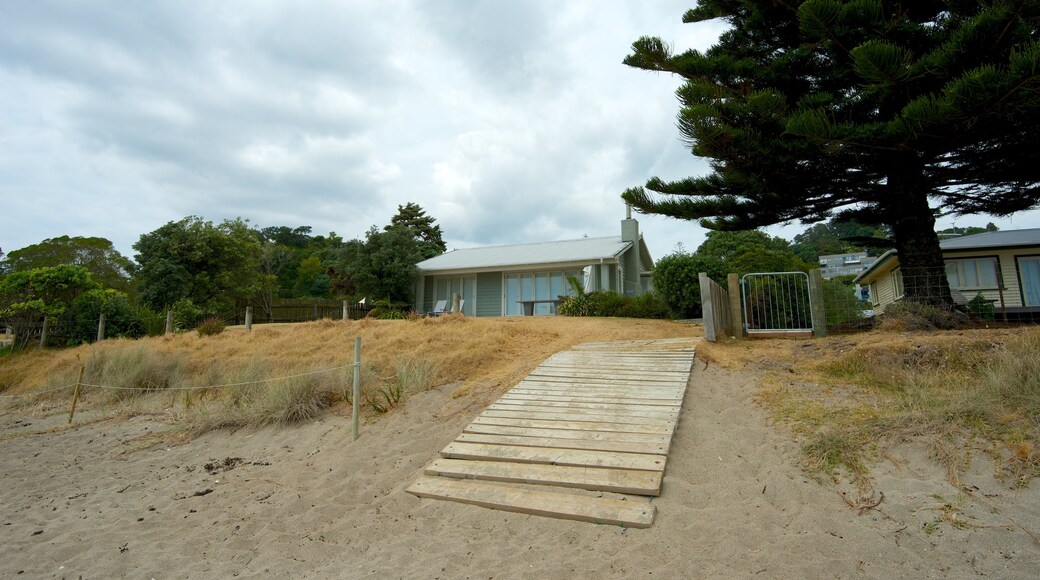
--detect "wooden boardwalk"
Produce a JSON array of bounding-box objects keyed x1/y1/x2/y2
[{"x1": 407, "y1": 337, "x2": 696, "y2": 528}]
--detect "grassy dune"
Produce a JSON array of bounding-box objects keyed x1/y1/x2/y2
[{"x1": 0, "y1": 316, "x2": 698, "y2": 434}]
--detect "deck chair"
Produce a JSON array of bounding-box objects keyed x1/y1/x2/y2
[{"x1": 429, "y1": 300, "x2": 447, "y2": 316}]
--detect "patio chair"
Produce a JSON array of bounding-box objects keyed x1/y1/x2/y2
[{"x1": 429, "y1": 299, "x2": 447, "y2": 316}]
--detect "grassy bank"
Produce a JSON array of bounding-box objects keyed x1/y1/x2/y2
[
  {"x1": 700, "y1": 328, "x2": 1040, "y2": 489},
  {"x1": 0, "y1": 316, "x2": 698, "y2": 435}
]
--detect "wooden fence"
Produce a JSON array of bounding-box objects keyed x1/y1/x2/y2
[
  {"x1": 228, "y1": 301, "x2": 374, "y2": 325},
  {"x1": 699, "y1": 273, "x2": 733, "y2": 342}
]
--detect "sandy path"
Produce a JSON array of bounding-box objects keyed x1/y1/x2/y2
[{"x1": 2, "y1": 362, "x2": 1038, "y2": 578}]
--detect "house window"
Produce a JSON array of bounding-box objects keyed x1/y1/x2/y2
[
  {"x1": 504, "y1": 270, "x2": 583, "y2": 315},
  {"x1": 945, "y1": 258, "x2": 999, "y2": 290},
  {"x1": 893, "y1": 268, "x2": 904, "y2": 299},
  {"x1": 869, "y1": 282, "x2": 879, "y2": 306}
]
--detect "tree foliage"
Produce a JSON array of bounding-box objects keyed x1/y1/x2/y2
[
  {"x1": 623, "y1": 1, "x2": 1040, "y2": 305},
  {"x1": 790, "y1": 219, "x2": 890, "y2": 262},
  {"x1": 0, "y1": 236, "x2": 134, "y2": 292},
  {"x1": 385, "y1": 202, "x2": 447, "y2": 260},
  {"x1": 133, "y1": 217, "x2": 261, "y2": 313},
  {"x1": 332, "y1": 226, "x2": 423, "y2": 304},
  {"x1": 0, "y1": 265, "x2": 99, "y2": 349}
]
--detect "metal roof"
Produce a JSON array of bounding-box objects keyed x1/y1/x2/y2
[
  {"x1": 853, "y1": 228, "x2": 1040, "y2": 283},
  {"x1": 939, "y1": 228, "x2": 1040, "y2": 250},
  {"x1": 417, "y1": 236, "x2": 632, "y2": 273}
]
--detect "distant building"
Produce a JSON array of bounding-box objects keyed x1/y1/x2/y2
[{"x1": 818, "y1": 252, "x2": 878, "y2": 280}]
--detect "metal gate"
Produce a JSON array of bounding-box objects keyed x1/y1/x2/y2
[{"x1": 741, "y1": 272, "x2": 814, "y2": 335}]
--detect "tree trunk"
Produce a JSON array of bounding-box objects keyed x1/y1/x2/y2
[{"x1": 887, "y1": 166, "x2": 953, "y2": 307}]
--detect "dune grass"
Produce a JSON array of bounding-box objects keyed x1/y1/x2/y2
[
  {"x1": 703, "y1": 327, "x2": 1040, "y2": 488},
  {"x1": 0, "y1": 315, "x2": 697, "y2": 435}
]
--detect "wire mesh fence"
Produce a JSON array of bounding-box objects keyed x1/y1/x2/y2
[{"x1": 822, "y1": 266, "x2": 1040, "y2": 334}]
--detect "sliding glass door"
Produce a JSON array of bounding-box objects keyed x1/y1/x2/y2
[
  {"x1": 504, "y1": 270, "x2": 583, "y2": 315},
  {"x1": 1019, "y1": 257, "x2": 1040, "y2": 307},
  {"x1": 434, "y1": 276, "x2": 475, "y2": 315}
]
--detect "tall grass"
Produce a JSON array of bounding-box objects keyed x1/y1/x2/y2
[
  {"x1": 761, "y1": 329, "x2": 1040, "y2": 486},
  {"x1": 85, "y1": 345, "x2": 187, "y2": 402}
]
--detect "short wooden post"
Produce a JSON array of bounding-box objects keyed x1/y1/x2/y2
[
  {"x1": 352, "y1": 336, "x2": 361, "y2": 441},
  {"x1": 342, "y1": 300, "x2": 349, "y2": 321},
  {"x1": 451, "y1": 292, "x2": 461, "y2": 314},
  {"x1": 39, "y1": 316, "x2": 48, "y2": 348},
  {"x1": 699, "y1": 273, "x2": 716, "y2": 342},
  {"x1": 68, "y1": 366, "x2": 85, "y2": 424},
  {"x1": 96, "y1": 312, "x2": 106, "y2": 342},
  {"x1": 4, "y1": 326, "x2": 11, "y2": 340},
  {"x1": 727, "y1": 273, "x2": 743, "y2": 339},
  {"x1": 244, "y1": 306, "x2": 253, "y2": 331},
  {"x1": 313, "y1": 303, "x2": 319, "y2": 321},
  {"x1": 809, "y1": 269, "x2": 828, "y2": 338},
  {"x1": 165, "y1": 310, "x2": 174, "y2": 335}
]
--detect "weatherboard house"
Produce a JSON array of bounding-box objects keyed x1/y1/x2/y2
[
  {"x1": 853, "y1": 228, "x2": 1040, "y2": 317},
  {"x1": 414, "y1": 214, "x2": 653, "y2": 316}
]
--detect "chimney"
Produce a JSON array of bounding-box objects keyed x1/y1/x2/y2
[{"x1": 622, "y1": 204, "x2": 638, "y2": 243}]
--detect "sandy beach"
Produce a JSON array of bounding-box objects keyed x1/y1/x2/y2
[{"x1": 3, "y1": 359, "x2": 1039, "y2": 578}]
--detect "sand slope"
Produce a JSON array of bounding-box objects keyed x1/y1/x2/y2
[{"x1": 2, "y1": 362, "x2": 1038, "y2": 578}]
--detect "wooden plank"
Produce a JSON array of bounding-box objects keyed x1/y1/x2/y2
[
  {"x1": 470, "y1": 416, "x2": 673, "y2": 435},
  {"x1": 490, "y1": 401, "x2": 680, "y2": 416},
  {"x1": 462, "y1": 424, "x2": 673, "y2": 446},
  {"x1": 501, "y1": 393, "x2": 683, "y2": 407},
  {"x1": 507, "y1": 389, "x2": 684, "y2": 403},
  {"x1": 440, "y1": 442, "x2": 667, "y2": 472},
  {"x1": 456, "y1": 433, "x2": 669, "y2": 455},
  {"x1": 426, "y1": 458, "x2": 663, "y2": 496},
  {"x1": 480, "y1": 409, "x2": 676, "y2": 426},
  {"x1": 511, "y1": 387, "x2": 686, "y2": 399},
  {"x1": 527, "y1": 372, "x2": 688, "y2": 384},
  {"x1": 514, "y1": 381, "x2": 687, "y2": 393},
  {"x1": 407, "y1": 476, "x2": 655, "y2": 528},
  {"x1": 537, "y1": 363, "x2": 691, "y2": 374}
]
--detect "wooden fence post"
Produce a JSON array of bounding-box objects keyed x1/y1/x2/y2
[
  {"x1": 68, "y1": 366, "x2": 85, "y2": 424},
  {"x1": 244, "y1": 307, "x2": 253, "y2": 331},
  {"x1": 699, "y1": 273, "x2": 716, "y2": 342},
  {"x1": 451, "y1": 292, "x2": 461, "y2": 314},
  {"x1": 96, "y1": 313, "x2": 106, "y2": 342},
  {"x1": 352, "y1": 336, "x2": 361, "y2": 442},
  {"x1": 728, "y1": 273, "x2": 743, "y2": 339},
  {"x1": 342, "y1": 300, "x2": 348, "y2": 321},
  {"x1": 165, "y1": 310, "x2": 174, "y2": 335},
  {"x1": 809, "y1": 269, "x2": 828, "y2": 338},
  {"x1": 39, "y1": 316, "x2": 48, "y2": 348}
]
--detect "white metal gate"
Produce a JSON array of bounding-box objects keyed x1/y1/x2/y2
[{"x1": 741, "y1": 272, "x2": 814, "y2": 334}]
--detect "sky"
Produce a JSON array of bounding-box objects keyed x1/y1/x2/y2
[{"x1": 2, "y1": 1, "x2": 1038, "y2": 264}]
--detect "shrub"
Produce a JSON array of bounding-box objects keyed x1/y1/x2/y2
[
  {"x1": 172, "y1": 298, "x2": 204, "y2": 330},
  {"x1": 878, "y1": 300, "x2": 967, "y2": 331},
  {"x1": 136, "y1": 306, "x2": 168, "y2": 337},
  {"x1": 376, "y1": 308, "x2": 408, "y2": 320},
  {"x1": 196, "y1": 317, "x2": 226, "y2": 337},
  {"x1": 618, "y1": 292, "x2": 672, "y2": 319},
  {"x1": 559, "y1": 290, "x2": 672, "y2": 319},
  {"x1": 967, "y1": 293, "x2": 995, "y2": 320},
  {"x1": 651, "y1": 253, "x2": 707, "y2": 318},
  {"x1": 66, "y1": 288, "x2": 140, "y2": 344}
]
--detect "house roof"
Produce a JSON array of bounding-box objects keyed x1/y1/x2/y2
[
  {"x1": 938, "y1": 228, "x2": 1040, "y2": 250},
  {"x1": 853, "y1": 228, "x2": 1040, "y2": 283},
  {"x1": 417, "y1": 236, "x2": 633, "y2": 273}
]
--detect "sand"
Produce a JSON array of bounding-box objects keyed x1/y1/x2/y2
[{"x1": 3, "y1": 359, "x2": 1039, "y2": 578}]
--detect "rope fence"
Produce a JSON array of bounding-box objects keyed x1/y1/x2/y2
[{"x1": 1, "y1": 336, "x2": 369, "y2": 438}]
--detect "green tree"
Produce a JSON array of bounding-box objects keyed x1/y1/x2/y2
[
  {"x1": 790, "y1": 220, "x2": 891, "y2": 262},
  {"x1": 937, "y1": 223, "x2": 1000, "y2": 237},
  {"x1": 0, "y1": 265, "x2": 99, "y2": 349},
  {"x1": 622, "y1": 2, "x2": 1040, "y2": 306},
  {"x1": 652, "y1": 252, "x2": 712, "y2": 318},
  {"x1": 333, "y1": 226, "x2": 423, "y2": 304},
  {"x1": 133, "y1": 217, "x2": 260, "y2": 313},
  {"x1": 386, "y1": 203, "x2": 447, "y2": 260},
  {"x1": 0, "y1": 236, "x2": 134, "y2": 292}
]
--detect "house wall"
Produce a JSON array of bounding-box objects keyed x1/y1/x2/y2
[
  {"x1": 870, "y1": 271, "x2": 900, "y2": 314},
  {"x1": 476, "y1": 272, "x2": 502, "y2": 317},
  {"x1": 943, "y1": 249, "x2": 1027, "y2": 308}
]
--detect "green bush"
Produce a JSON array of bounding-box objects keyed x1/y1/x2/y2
[
  {"x1": 196, "y1": 317, "x2": 226, "y2": 337},
  {"x1": 559, "y1": 290, "x2": 672, "y2": 319},
  {"x1": 172, "y1": 298, "x2": 204, "y2": 330},
  {"x1": 135, "y1": 306, "x2": 167, "y2": 337},
  {"x1": 66, "y1": 288, "x2": 140, "y2": 344},
  {"x1": 967, "y1": 293, "x2": 995, "y2": 320},
  {"x1": 651, "y1": 253, "x2": 706, "y2": 318}
]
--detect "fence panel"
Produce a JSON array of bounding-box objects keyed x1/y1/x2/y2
[
  {"x1": 741, "y1": 272, "x2": 814, "y2": 335},
  {"x1": 699, "y1": 273, "x2": 731, "y2": 342}
]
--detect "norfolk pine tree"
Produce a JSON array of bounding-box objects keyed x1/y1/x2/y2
[{"x1": 622, "y1": 1, "x2": 1040, "y2": 305}]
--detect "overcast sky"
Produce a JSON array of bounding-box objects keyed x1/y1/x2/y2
[{"x1": 2, "y1": 1, "x2": 1038, "y2": 264}]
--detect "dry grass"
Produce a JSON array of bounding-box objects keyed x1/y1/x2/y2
[
  {"x1": 701, "y1": 327, "x2": 1040, "y2": 488},
  {"x1": 0, "y1": 316, "x2": 698, "y2": 434}
]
